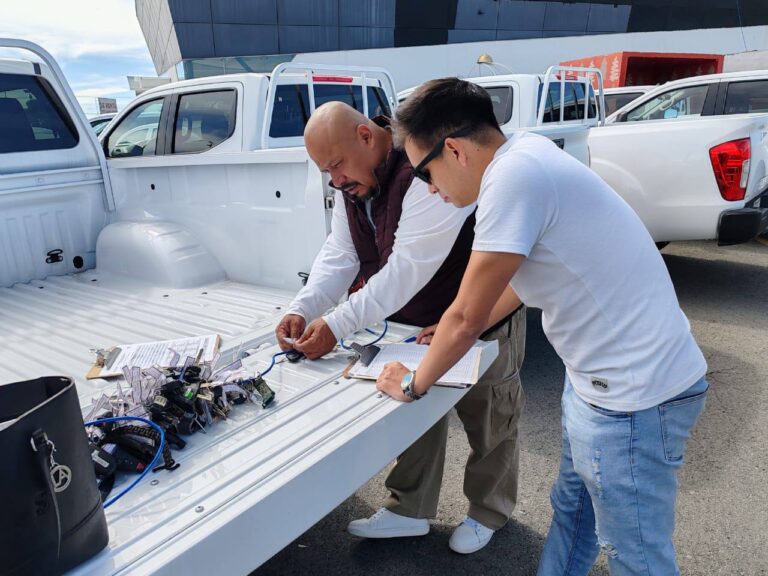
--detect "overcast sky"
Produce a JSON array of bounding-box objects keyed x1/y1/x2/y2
[{"x1": 0, "y1": 0, "x2": 156, "y2": 115}]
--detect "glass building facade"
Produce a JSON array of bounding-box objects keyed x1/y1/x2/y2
[{"x1": 136, "y1": 0, "x2": 768, "y2": 77}]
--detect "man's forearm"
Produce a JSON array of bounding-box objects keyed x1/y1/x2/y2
[
  {"x1": 287, "y1": 249, "x2": 359, "y2": 323},
  {"x1": 412, "y1": 307, "x2": 485, "y2": 396}
]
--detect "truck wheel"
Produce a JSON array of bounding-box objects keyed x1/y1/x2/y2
[{"x1": 656, "y1": 242, "x2": 669, "y2": 251}]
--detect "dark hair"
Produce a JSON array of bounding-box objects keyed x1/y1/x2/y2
[{"x1": 393, "y1": 77, "x2": 502, "y2": 150}]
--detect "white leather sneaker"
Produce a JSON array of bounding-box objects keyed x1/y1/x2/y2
[
  {"x1": 448, "y1": 516, "x2": 495, "y2": 554},
  {"x1": 347, "y1": 507, "x2": 430, "y2": 538}
]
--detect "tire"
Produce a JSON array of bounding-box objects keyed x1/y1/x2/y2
[{"x1": 656, "y1": 242, "x2": 670, "y2": 251}]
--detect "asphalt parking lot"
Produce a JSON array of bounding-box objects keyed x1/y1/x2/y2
[{"x1": 257, "y1": 240, "x2": 768, "y2": 576}]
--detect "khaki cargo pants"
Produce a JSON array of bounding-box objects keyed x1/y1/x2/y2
[{"x1": 383, "y1": 307, "x2": 526, "y2": 530}]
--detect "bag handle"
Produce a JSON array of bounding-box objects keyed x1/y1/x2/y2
[{"x1": 31, "y1": 429, "x2": 62, "y2": 561}]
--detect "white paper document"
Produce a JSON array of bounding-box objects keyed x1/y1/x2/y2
[
  {"x1": 90, "y1": 334, "x2": 221, "y2": 379},
  {"x1": 347, "y1": 343, "x2": 484, "y2": 388}
]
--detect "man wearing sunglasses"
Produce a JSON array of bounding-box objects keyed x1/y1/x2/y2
[
  {"x1": 274, "y1": 101, "x2": 526, "y2": 554},
  {"x1": 378, "y1": 78, "x2": 708, "y2": 575}
]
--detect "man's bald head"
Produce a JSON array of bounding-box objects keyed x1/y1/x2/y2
[
  {"x1": 304, "y1": 101, "x2": 392, "y2": 199},
  {"x1": 305, "y1": 101, "x2": 370, "y2": 149}
]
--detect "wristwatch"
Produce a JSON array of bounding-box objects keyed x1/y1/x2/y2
[{"x1": 400, "y1": 370, "x2": 425, "y2": 400}]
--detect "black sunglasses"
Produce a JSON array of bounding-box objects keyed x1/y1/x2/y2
[{"x1": 412, "y1": 126, "x2": 474, "y2": 185}]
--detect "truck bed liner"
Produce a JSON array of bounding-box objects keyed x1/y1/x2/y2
[{"x1": 0, "y1": 270, "x2": 293, "y2": 404}]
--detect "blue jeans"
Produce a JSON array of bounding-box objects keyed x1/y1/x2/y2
[{"x1": 537, "y1": 376, "x2": 708, "y2": 576}]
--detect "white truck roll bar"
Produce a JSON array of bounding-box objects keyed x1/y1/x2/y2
[
  {"x1": 536, "y1": 65, "x2": 606, "y2": 127},
  {"x1": 261, "y1": 62, "x2": 398, "y2": 149}
]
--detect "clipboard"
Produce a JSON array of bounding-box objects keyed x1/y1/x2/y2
[
  {"x1": 87, "y1": 334, "x2": 222, "y2": 379},
  {"x1": 344, "y1": 340, "x2": 499, "y2": 389}
]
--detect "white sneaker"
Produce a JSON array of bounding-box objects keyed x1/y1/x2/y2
[
  {"x1": 448, "y1": 516, "x2": 495, "y2": 554},
  {"x1": 347, "y1": 507, "x2": 430, "y2": 538}
]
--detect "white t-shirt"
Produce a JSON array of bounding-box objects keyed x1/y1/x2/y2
[{"x1": 473, "y1": 132, "x2": 706, "y2": 411}]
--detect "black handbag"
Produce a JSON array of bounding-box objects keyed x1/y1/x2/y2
[{"x1": 0, "y1": 376, "x2": 109, "y2": 576}]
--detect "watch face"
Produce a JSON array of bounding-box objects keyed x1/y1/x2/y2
[{"x1": 401, "y1": 372, "x2": 413, "y2": 391}]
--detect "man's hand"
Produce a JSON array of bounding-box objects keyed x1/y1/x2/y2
[
  {"x1": 376, "y1": 362, "x2": 412, "y2": 402},
  {"x1": 276, "y1": 314, "x2": 306, "y2": 351},
  {"x1": 416, "y1": 324, "x2": 438, "y2": 345},
  {"x1": 294, "y1": 318, "x2": 337, "y2": 359}
]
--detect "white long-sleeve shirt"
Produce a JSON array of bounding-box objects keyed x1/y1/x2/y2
[{"x1": 286, "y1": 180, "x2": 475, "y2": 339}]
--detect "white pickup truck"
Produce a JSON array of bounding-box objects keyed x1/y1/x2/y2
[
  {"x1": 403, "y1": 68, "x2": 768, "y2": 246},
  {"x1": 589, "y1": 71, "x2": 768, "y2": 245},
  {"x1": 0, "y1": 40, "x2": 504, "y2": 575},
  {"x1": 398, "y1": 66, "x2": 606, "y2": 167}
]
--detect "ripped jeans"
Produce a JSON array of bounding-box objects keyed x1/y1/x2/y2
[{"x1": 537, "y1": 376, "x2": 708, "y2": 576}]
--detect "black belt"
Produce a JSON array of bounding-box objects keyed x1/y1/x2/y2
[{"x1": 480, "y1": 304, "x2": 524, "y2": 340}]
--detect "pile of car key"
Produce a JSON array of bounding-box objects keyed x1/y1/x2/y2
[{"x1": 85, "y1": 350, "x2": 277, "y2": 500}]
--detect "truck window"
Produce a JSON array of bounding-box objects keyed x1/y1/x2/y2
[
  {"x1": 573, "y1": 83, "x2": 598, "y2": 119},
  {"x1": 724, "y1": 80, "x2": 768, "y2": 114},
  {"x1": 0, "y1": 73, "x2": 78, "y2": 153},
  {"x1": 587, "y1": 85, "x2": 598, "y2": 119},
  {"x1": 537, "y1": 82, "x2": 586, "y2": 123},
  {"x1": 623, "y1": 85, "x2": 708, "y2": 122},
  {"x1": 270, "y1": 85, "x2": 310, "y2": 138},
  {"x1": 562, "y1": 84, "x2": 579, "y2": 121},
  {"x1": 173, "y1": 90, "x2": 236, "y2": 154},
  {"x1": 314, "y1": 84, "x2": 363, "y2": 112},
  {"x1": 270, "y1": 83, "x2": 392, "y2": 138},
  {"x1": 484, "y1": 86, "x2": 513, "y2": 125},
  {"x1": 539, "y1": 82, "x2": 559, "y2": 122},
  {"x1": 106, "y1": 99, "x2": 164, "y2": 158},
  {"x1": 604, "y1": 91, "x2": 644, "y2": 116},
  {"x1": 367, "y1": 86, "x2": 392, "y2": 118}
]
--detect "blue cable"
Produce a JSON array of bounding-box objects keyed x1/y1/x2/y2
[
  {"x1": 84, "y1": 416, "x2": 165, "y2": 509},
  {"x1": 259, "y1": 350, "x2": 292, "y2": 377},
  {"x1": 340, "y1": 320, "x2": 388, "y2": 350}
]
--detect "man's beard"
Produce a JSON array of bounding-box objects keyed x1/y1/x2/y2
[{"x1": 342, "y1": 182, "x2": 377, "y2": 202}]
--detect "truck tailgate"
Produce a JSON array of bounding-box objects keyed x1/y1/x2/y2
[
  {"x1": 0, "y1": 272, "x2": 472, "y2": 575},
  {"x1": 526, "y1": 123, "x2": 591, "y2": 166}
]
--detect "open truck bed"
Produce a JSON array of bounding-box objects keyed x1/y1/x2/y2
[
  {"x1": 0, "y1": 39, "x2": 496, "y2": 574},
  {"x1": 0, "y1": 271, "x2": 478, "y2": 574}
]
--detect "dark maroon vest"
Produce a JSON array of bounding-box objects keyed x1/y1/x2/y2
[{"x1": 343, "y1": 144, "x2": 475, "y2": 328}]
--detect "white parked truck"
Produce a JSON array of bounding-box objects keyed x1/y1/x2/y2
[
  {"x1": 403, "y1": 67, "x2": 768, "y2": 246},
  {"x1": 0, "y1": 40, "x2": 503, "y2": 575},
  {"x1": 399, "y1": 66, "x2": 606, "y2": 167},
  {"x1": 590, "y1": 70, "x2": 768, "y2": 245}
]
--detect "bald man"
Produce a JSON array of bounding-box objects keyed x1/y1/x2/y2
[{"x1": 274, "y1": 102, "x2": 526, "y2": 554}]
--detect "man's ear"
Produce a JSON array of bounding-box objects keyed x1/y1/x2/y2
[
  {"x1": 444, "y1": 138, "x2": 469, "y2": 167},
  {"x1": 357, "y1": 124, "x2": 374, "y2": 148}
]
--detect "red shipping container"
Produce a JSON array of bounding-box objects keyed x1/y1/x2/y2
[{"x1": 560, "y1": 51, "x2": 724, "y2": 89}]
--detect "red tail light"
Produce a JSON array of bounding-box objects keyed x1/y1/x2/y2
[{"x1": 709, "y1": 138, "x2": 751, "y2": 201}]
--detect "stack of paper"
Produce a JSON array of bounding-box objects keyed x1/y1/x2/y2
[{"x1": 87, "y1": 334, "x2": 221, "y2": 379}]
